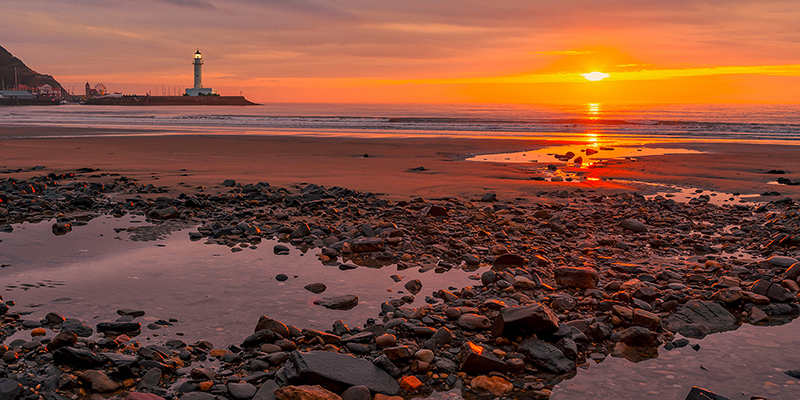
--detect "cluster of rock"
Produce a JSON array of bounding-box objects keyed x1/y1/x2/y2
[{"x1": 2, "y1": 169, "x2": 800, "y2": 400}]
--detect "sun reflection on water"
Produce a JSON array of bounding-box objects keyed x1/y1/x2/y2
[{"x1": 587, "y1": 103, "x2": 601, "y2": 120}]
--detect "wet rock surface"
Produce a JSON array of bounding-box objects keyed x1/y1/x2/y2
[{"x1": 2, "y1": 169, "x2": 800, "y2": 399}]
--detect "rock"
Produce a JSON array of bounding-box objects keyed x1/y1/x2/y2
[
  {"x1": 340, "y1": 385, "x2": 371, "y2": 400},
  {"x1": 52, "y1": 222, "x2": 72, "y2": 235},
  {"x1": 662, "y1": 300, "x2": 738, "y2": 338},
  {"x1": 470, "y1": 375, "x2": 513, "y2": 397},
  {"x1": 481, "y1": 270, "x2": 498, "y2": 285},
  {"x1": 317, "y1": 295, "x2": 359, "y2": 310},
  {"x1": 53, "y1": 347, "x2": 105, "y2": 368},
  {"x1": 493, "y1": 254, "x2": 525, "y2": 269},
  {"x1": 117, "y1": 308, "x2": 146, "y2": 317},
  {"x1": 784, "y1": 263, "x2": 800, "y2": 280},
  {"x1": 751, "y1": 279, "x2": 795, "y2": 302},
  {"x1": 243, "y1": 329, "x2": 282, "y2": 348},
  {"x1": 375, "y1": 334, "x2": 397, "y2": 347},
  {"x1": 222, "y1": 179, "x2": 237, "y2": 187},
  {"x1": 304, "y1": 283, "x2": 327, "y2": 294},
  {"x1": 284, "y1": 350, "x2": 399, "y2": 395},
  {"x1": 0, "y1": 378, "x2": 22, "y2": 400},
  {"x1": 228, "y1": 382, "x2": 258, "y2": 399},
  {"x1": 253, "y1": 380, "x2": 279, "y2": 400},
  {"x1": 518, "y1": 337, "x2": 575, "y2": 374},
  {"x1": 610, "y1": 326, "x2": 661, "y2": 347},
  {"x1": 80, "y1": 370, "x2": 120, "y2": 393},
  {"x1": 274, "y1": 245, "x2": 290, "y2": 255},
  {"x1": 255, "y1": 316, "x2": 292, "y2": 338},
  {"x1": 350, "y1": 238, "x2": 384, "y2": 253},
  {"x1": 768, "y1": 256, "x2": 799, "y2": 268},
  {"x1": 276, "y1": 274, "x2": 289, "y2": 281},
  {"x1": 97, "y1": 322, "x2": 141, "y2": 333},
  {"x1": 180, "y1": 393, "x2": 217, "y2": 400},
  {"x1": 684, "y1": 386, "x2": 730, "y2": 400},
  {"x1": 459, "y1": 342, "x2": 507, "y2": 373},
  {"x1": 46, "y1": 331, "x2": 78, "y2": 351},
  {"x1": 430, "y1": 327, "x2": 453, "y2": 345},
  {"x1": 554, "y1": 267, "x2": 598, "y2": 289},
  {"x1": 457, "y1": 313, "x2": 491, "y2": 330},
  {"x1": 399, "y1": 376, "x2": 423, "y2": 392},
  {"x1": 103, "y1": 352, "x2": 139, "y2": 367},
  {"x1": 480, "y1": 193, "x2": 497, "y2": 202},
  {"x1": 620, "y1": 219, "x2": 648, "y2": 233},
  {"x1": 274, "y1": 385, "x2": 341, "y2": 400},
  {"x1": 149, "y1": 207, "x2": 179, "y2": 220},
  {"x1": 60, "y1": 318, "x2": 93, "y2": 337},
  {"x1": 126, "y1": 393, "x2": 167, "y2": 400},
  {"x1": 290, "y1": 224, "x2": 311, "y2": 239},
  {"x1": 631, "y1": 309, "x2": 661, "y2": 331},
  {"x1": 403, "y1": 279, "x2": 422, "y2": 295},
  {"x1": 491, "y1": 303, "x2": 560, "y2": 338}
]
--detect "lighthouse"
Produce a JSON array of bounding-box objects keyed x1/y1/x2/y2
[
  {"x1": 193, "y1": 50, "x2": 203, "y2": 89},
  {"x1": 185, "y1": 49, "x2": 217, "y2": 96}
]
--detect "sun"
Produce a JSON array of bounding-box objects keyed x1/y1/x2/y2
[{"x1": 582, "y1": 71, "x2": 610, "y2": 81}]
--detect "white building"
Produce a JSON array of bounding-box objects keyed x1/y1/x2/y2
[{"x1": 185, "y1": 50, "x2": 217, "y2": 96}]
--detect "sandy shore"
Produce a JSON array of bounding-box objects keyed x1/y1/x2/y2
[{"x1": 1, "y1": 126, "x2": 799, "y2": 201}]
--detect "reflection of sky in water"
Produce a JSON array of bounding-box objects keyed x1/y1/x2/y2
[
  {"x1": 551, "y1": 320, "x2": 800, "y2": 400},
  {"x1": 466, "y1": 145, "x2": 704, "y2": 165},
  {"x1": 0, "y1": 216, "x2": 485, "y2": 346}
]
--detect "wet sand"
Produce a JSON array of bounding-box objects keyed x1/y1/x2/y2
[{"x1": 1, "y1": 126, "x2": 799, "y2": 201}]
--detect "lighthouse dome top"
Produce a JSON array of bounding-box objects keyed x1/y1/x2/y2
[{"x1": 194, "y1": 50, "x2": 202, "y2": 59}]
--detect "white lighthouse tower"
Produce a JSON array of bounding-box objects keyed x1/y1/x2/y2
[{"x1": 185, "y1": 49, "x2": 217, "y2": 96}]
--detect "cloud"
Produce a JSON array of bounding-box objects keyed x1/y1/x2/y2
[{"x1": 152, "y1": 0, "x2": 218, "y2": 10}]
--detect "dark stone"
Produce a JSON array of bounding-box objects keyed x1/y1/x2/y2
[
  {"x1": 53, "y1": 347, "x2": 105, "y2": 368},
  {"x1": 684, "y1": 386, "x2": 730, "y2": 400},
  {"x1": 341, "y1": 385, "x2": 371, "y2": 400},
  {"x1": 252, "y1": 379, "x2": 279, "y2": 400},
  {"x1": 751, "y1": 279, "x2": 795, "y2": 303},
  {"x1": 518, "y1": 337, "x2": 575, "y2": 374},
  {"x1": 662, "y1": 300, "x2": 738, "y2": 338},
  {"x1": 317, "y1": 295, "x2": 359, "y2": 310},
  {"x1": 227, "y1": 382, "x2": 257, "y2": 399},
  {"x1": 254, "y1": 316, "x2": 292, "y2": 338},
  {"x1": 273, "y1": 245, "x2": 290, "y2": 255},
  {"x1": 404, "y1": 279, "x2": 422, "y2": 295},
  {"x1": 60, "y1": 318, "x2": 93, "y2": 337},
  {"x1": 350, "y1": 238, "x2": 384, "y2": 253},
  {"x1": 491, "y1": 303, "x2": 560, "y2": 338},
  {"x1": 102, "y1": 352, "x2": 139, "y2": 367},
  {"x1": 492, "y1": 254, "x2": 525, "y2": 269},
  {"x1": 620, "y1": 219, "x2": 648, "y2": 233},
  {"x1": 304, "y1": 283, "x2": 327, "y2": 294},
  {"x1": 284, "y1": 350, "x2": 399, "y2": 395},
  {"x1": 554, "y1": 267, "x2": 598, "y2": 289},
  {"x1": 242, "y1": 329, "x2": 281, "y2": 348},
  {"x1": 275, "y1": 274, "x2": 289, "y2": 282},
  {"x1": 117, "y1": 309, "x2": 146, "y2": 317},
  {"x1": 46, "y1": 331, "x2": 78, "y2": 351},
  {"x1": 97, "y1": 322, "x2": 141, "y2": 333},
  {"x1": 459, "y1": 342, "x2": 507, "y2": 373},
  {"x1": 0, "y1": 378, "x2": 22, "y2": 400},
  {"x1": 610, "y1": 326, "x2": 661, "y2": 347}
]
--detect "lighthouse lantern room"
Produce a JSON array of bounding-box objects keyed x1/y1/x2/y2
[{"x1": 185, "y1": 49, "x2": 217, "y2": 96}]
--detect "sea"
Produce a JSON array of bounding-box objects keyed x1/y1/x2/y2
[{"x1": 1, "y1": 102, "x2": 800, "y2": 143}]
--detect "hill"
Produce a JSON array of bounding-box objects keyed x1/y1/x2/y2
[{"x1": 0, "y1": 45, "x2": 65, "y2": 93}]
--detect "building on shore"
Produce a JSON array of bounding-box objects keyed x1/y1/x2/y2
[
  {"x1": 184, "y1": 50, "x2": 217, "y2": 96},
  {"x1": 0, "y1": 90, "x2": 35, "y2": 99}
]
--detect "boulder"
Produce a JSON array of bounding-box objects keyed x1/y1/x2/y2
[
  {"x1": 684, "y1": 386, "x2": 730, "y2": 400},
  {"x1": 620, "y1": 219, "x2": 648, "y2": 233},
  {"x1": 0, "y1": 378, "x2": 22, "y2": 400},
  {"x1": 53, "y1": 347, "x2": 105, "y2": 368},
  {"x1": 491, "y1": 303, "x2": 559, "y2": 338},
  {"x1": 768, "y1": 256, "x2": 799, "y2": 268},
  {"x1": 274, "y1": 385, "x2": 341, "y2": 400},
  {"x1": 554, "y1": 267, "x2": 598, "y2": 289},
  {"x1": 751, "y1": 279, "x2": 795, "y2": 303},
  {"x1": 284, "y1": 351, "x2": 399, "y2": 395},
  {"x1": 79, "y1": 370, "x2": 120, "y2": 393},
  {"x1": 60, "y1": 318, "x2": 93, "y2": 337},
  {"x1": 662, "y1": 300, "x2": 738, "y2": 338},
  {"x1": 350, "y1": 238, "x2": 384, "y2": 253},
  {"x1": 518, "y1": 337, "x2": 574, "y2": 374},
  {"x1": 470, "y1": 375, "x2": 513, "y2": 397},
  {"x1": 317, "y1": 295, "x2": 359, "y2": 310},
  {"x1": 457, "y1": 314, "x2": 491, "y2": 330},
  {"x1": 610, "y1": 326, "x2": 660, "y2": 347},
  {"x1": 255, "y1": 316, "x2": 292, "y2": 338},
  {"x1": 228, "y1": 382, "x2": 258, "y2": 399},
  {"x1": 459, "y1": 342, "x2": 507, "y2": 373}
]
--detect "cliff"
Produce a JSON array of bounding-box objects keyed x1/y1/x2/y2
[{"x1": 0, "y1": 45, "x2": 65, "y2": 92}]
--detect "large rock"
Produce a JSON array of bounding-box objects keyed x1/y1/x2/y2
[
  {"x1": 457, "y1": 313, "x2": 491, "y2": 330},
  {"x1": 662, "y1": 300, "x2": 738, "y2": 338},
  {"x1": 751, "y1": 279, "x2": 795, "y2": 302},
  {"x1": 620, "y1": 219, "x2": 648, "y2": 233},
  {"x1": 228, "y1": 382, "x2": 258, "y2": 399},
  {"x1": 284, "y1": 351, "x2": 399, "y2": 395},
  {"x1": 80, "y1": 370, "x2": 120, "y2": 393},
  {"x1": 274, "y1": 385, "x2": 341, "y2": 400},
  {"x1": 459, "y1": 342, "x2": 507, "y2": 373},
  {"x1": 349, "y1": 238, "x2": 384, "y2": 253},
  {"x1": 243, "y1": 329, "x2": 282, "y2": 348},
  {"x1": 610, "y1": 326, "x2": 660, "y2": 347},
  {"x1": 60, "y1": 318, "x2": 93, "y2": 337},
  {"x1": 768, "y1": 256, "x2": 799, "y2": 268},
  {"x1": 684, "y1": 386, "x2": 730, "y2": 400},
  {"x1": 316, "y1": 295, "x2": 358, "y2": 310},
  {"x1": 518, "y1": 337, "x2": 575, "y2": 374},
  {"x1": 255, "y1": 316, "x2": 292, "y2": 338},
  {"x1": 554, "y1": 267, "x2": 598, "y2": 289},
  {"x1": 491, "y1": 303, "x2": 559, "y2": 338},
  {"x1": 0, "y1": 378, "x2": 22, "y2": 400},
  {"x1": 53, "y1": 347, "x2": 105, "y2": 368}
]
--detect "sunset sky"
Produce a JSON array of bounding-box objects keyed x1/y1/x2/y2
[{"x1": 4, "y1": 0, "x2": 800, "y2": 103}]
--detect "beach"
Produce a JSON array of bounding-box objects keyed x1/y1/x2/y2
[
  {"x1": 2, "y1": 126, "x2": 799, "y2": 202},
  {"x1": 2, "y1": 123, "x2": 800, "y2": 400}
]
